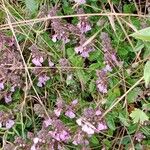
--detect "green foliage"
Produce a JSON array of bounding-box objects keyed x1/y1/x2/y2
[
  {"x1": 123, "y1": 3, "x2": 136, "y2": 13},
  {"x1": 127, "y1": 87, "x2": 141, "y2": 103},
  {"x1": 25, "y1": 0, "x2": 38, "y2": 14},
  {"x1": 130, "y1": 108, "x2": 149, "y2": 124},
  {"x1": 130, "y1": 27, "x2": 150, "y2": 41},
  {"x1": 144, "y1": 61, "x2": 150, "y2": 88}
]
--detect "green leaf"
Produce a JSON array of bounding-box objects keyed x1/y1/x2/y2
[
  {"x1": 144, "y1": 61, "x2": 150, "y2": 88},
  {"x1": 133, "y1": 41, "x2": 144, "y2": 52},
  {"x1": 90, "y1": 135, "x2": 99, "y2": 145},
  {"x1": 130, "y1": 108, "x2": 149, "y2": 124},
  {"x1": 119, "y1": 113, "x2": 129, "y2": 127},
  {"x1": 106, "y1": 115, "x2": 116, "y2": 130},
  {"x1": 25, "y1": 0, "x2": 38, "y2": 13},
  {"x1": 127, "y1": 87, "x2": 141, "y2": 103},
  {"x1": 89, "y1": 80, "x2": 96, "y2": 93},
  {"x1": 130, "y1": 27, "x2": 150, "y2": 41},
  {"x1": 143, "y1": 103, "x2": 150, "y2": 111}
]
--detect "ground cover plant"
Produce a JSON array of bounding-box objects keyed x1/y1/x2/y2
[{"x1": 0, "y1": 0, "x2": 150, "y2": 149}]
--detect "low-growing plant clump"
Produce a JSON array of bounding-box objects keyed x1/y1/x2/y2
[{"x1": 0, "y1": 0, "x2": 150, "y2": 150}]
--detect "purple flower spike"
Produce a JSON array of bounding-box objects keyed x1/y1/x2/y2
[{"x1": 96, "y1": 70, "x2": 108, "y2": 94}]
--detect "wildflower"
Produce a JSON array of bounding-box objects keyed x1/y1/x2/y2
[
  {"x1": 29, "y1": 44, "x2": 46, "y2": 67},
  {"x1": 59, "y1": 58, "x2": 70, "y2": 72},
  {"x1": 54, "y1": 108, "x2": 62, "y2": 117},
  {"x1": 32, "y1": 57, "x2": 44, "y2": 67},
  {"x1": 76, "y1": 108, "x2": 107, "y2": 135},
  {"x1": 100, "y1": 32, "x2": 120, "y2": 69},
  {"x1": 5, "y1": 119, "x2": 15, "y2": 129},
  {"x1": 82, "y1": 124, "x2": 95, "y2": 135},
  {"x1": 73, "y1": 130, "x2": 89, "y2": 146},
  {"x1": 97, "y1": 122, "x2": 108, "y2": 131},
  {"x1": 65, "y1": 110, "x2": 76, "y2": 119},
  {"x1": 96, "y1": 69, "x2": 108, "y2": 94},
  {"x1": 48, "y1": 59, "x2": 54, "y2": 67},
  {"x1": 54, "y1": 98, "x2": 64, "y2": 117},
  {"x1": 74, "y1": 0, "x2": 86, "y2": 4},
  {"x1": 4, "y1": 94, "x2": 12, "y2": 103},
  {"x1": 43, "y1": 118, "x2": 52, "y2": 127},
  {"x1": 49, "y1": 120, "x2": 70, "y2": 142},
  {"x1": 135, "y1": 132, "x2": 145, "y2": 142},
  {"x1": 75, "y1": 35, "x2": 94, "y2": 58},
  {"x1": 37, "y1": 75, "x2": 50, "y2": 87},
  {"x1": 72, "y1": 99, "x2": 78, "y2": 105},
  {"x1": 77, "y1": 8, "x2": 91, "y2": 33},
  {"x1": 65, "y1": 99, "x2": 78, "y2": 119},
  {"x1": 0, "y1": 82, "x2": 4, "y2": 90}
]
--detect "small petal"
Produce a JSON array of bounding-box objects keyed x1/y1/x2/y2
[
  {"x1": 95, "y1": 110, "x2": 102, "y2": 116},
  {"x1": 48, "y1": 60, "x2": 54, "y2": 67},
  {"x1": 6, "y1": 119, "x2": 15, "y2": 129},
  {"x1": 75, "y1": 46, "x2": 83, "y2": 54},
  {"x1": 97, "y1": 122, "x2": 107, "y2": 131},
  {"x1": 65, "y1": 110, "x2": 76, "y2": 119},
  {"x1": 74, "y1": 0, "x2": 86, "y2": 4},
  {"x1": 82, "y1": 124, "x2": 95, "y2": 135},
  {"x1": 52, "y1": 34, "x2": 57, "y2": 42},
  {"x1": 54, "y1": 108, "x2": 62, "y2": 117},
  {"x1": 0, "y1": 82, "x2": 4, "y2": 90},
  {"x1": 33, "y1": 137, "x2": 39, "y2": 144},
  {"x1": 31, "y1": 144, "x2": 36, "y2": 150},
  {"x1": 76, "y1": 118, "x2": 82, "y2": 126},
  {"x1": 72, "y1": 99, "x2": 78, "y2": 105},
  {"x1": 32, "y1": 58, "x2": 42, "y2": 66},
  {"x1": 44, "y1": 118, "x2": 52, "y2": 127},
  {"x1": 4, "y1": 94, "x2": 12, "y2": 103}
]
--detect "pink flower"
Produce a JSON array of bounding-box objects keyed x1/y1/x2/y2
[
  {"x1": 135, "y1": 132, "x2": 145, "y2": 142},
  {"x1": 54, "y1": 108, "x2": 62, "y2": 117},
  {"x1": 0, "y1": 82, "x2": 4, "y2": 90},
  {"x1": 43, "y1": 118, "x2": 52, "y2": 127},
  {"x1": 76, "y1": 118, "x2": 82, "y2": 126},
  {"x1": 74, "y1": 0, "x2": 86, "y2": 4},
  {"x1": 95, "y1": 110, "x2": 102, "y2": 116},
  {"x1": 82, "y1": 124, "x2": 95, "y2": 135},
  {"x1": 5, "y1": 119, "x2": 15, "y2": 129},
  {"x1": 97, "y1": 84, "x2": 107, "y2": 94},
  {"x1": 10, "y1": 86, "x2": 16, "y2": 92},
  {"x1": 97, "y1": 122, "x2": 107, "y2": 131},
  {"x1": 103, "y1": 64, "x2": 112, "y2": 72},
  {"x1": 30, "y1": 144, "x2": 36, "y2": 150},
  {"x1": 37, "y1": 75, "x2": 50, "y2": 87},
  {"x1": 48, "y1": 60, "x2": 54, "y2": 67},
  {"x1": 72, "y1": 99, "x2": 78, "y2": 105},
  {"x1": 4, "y1": 94, "x2": 12, "y2": 103},
  {"x1": 32, "y1": 57, "x2": 44, "y2": 66},
  {"x1": 65, "y1": 110, "x2": 76, "y2": 119},
  {"x1": 59, "y1": 130, "x2": 70, "y2": 141},
  {"x1": 77, "y1": 22, "x2": 91, "y2": 33},
  {"x1": 75, "y1": 46, "x2": 83, "y2": 54},
  {"x1": 49, "y1": 130, "x2": 70, "y2": 142},
  {"x1": 52, "y1": 34, "x2": 57, "y2": 42}
]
